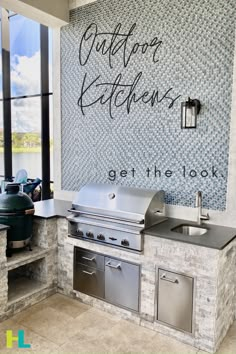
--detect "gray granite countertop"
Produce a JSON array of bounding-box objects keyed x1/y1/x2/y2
[
  {"x1": 144, "y1": 218, "x2": 236, "y2": 250},
  {"x1": 34, "y1": 199, "x2": 71, "y2": 219},
  {"x1": 33, "y1": 199, "x2": 236, "y2": 250},
  {"x1": 0, "y1": 224, "x2": 9, "y2": 231}
]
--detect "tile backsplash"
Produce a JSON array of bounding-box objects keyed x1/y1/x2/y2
[{"x1": 60, "y1": 0, "x2": 236, "y2": 210}]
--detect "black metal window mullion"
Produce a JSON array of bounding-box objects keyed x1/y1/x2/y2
[
  {"x1": 1, "y1": 8, "x2": 12, "y2": 181},
  {"x1": 1, "y1": 11, "x2": 52, "y2": 199},
  {"x1": 40, "y1": 25, "x2": 50, "y2": 200},
  {"x1": 0, "y1": 92, "x2": 52, "y2": 102}
]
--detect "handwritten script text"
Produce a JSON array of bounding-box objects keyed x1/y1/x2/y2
[
  {"x1": 78, "y1": 72, "x2": 181, "y2": 119},
  {"x1": 79, "y1": 23, "x2": 163, "y2": 69}
]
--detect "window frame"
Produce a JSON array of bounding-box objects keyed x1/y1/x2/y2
[{"x1": 0, "y1": 8, "x2": 52, "y2": 199}]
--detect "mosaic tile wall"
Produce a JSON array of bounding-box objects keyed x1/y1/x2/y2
[{"x1": 60, "y1": 0, "x2": 236, "y2": 210}]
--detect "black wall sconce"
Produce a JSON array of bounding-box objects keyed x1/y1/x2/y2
[{"x1": 181, "y1": 97, "x2": 201, "y2": 129}]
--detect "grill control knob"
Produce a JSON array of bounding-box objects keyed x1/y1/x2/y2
[
  {"x1": 77, "y1": 229, "x2": 84, "y2": 237},
  {"x1": 121, "y1": 239, "x2": 129, "y2": 246},
  {"x1": 97, "y1": 234, "x2": 105, "y2": 241},
  {"x1": 86, "y1": 232, "x2": 94, "y2": 238}
]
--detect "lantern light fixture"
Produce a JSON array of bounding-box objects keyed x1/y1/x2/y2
[{"x1": 181, "y1": 97, "x2": 201, "y2": 129}]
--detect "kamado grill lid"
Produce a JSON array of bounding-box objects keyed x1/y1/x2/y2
[{"x1": 0, "y1": 184, "x2": 34, "y2": 214}]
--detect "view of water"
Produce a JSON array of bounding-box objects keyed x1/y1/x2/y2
[{"x1": 0, "y1": 152, "x2": 54, "y2": 180}]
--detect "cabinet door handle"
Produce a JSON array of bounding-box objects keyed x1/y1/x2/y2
[
  {"x1": 106, "y1": 261, "x2": 121, "y2": 270},
  {"x1": 161, "y1": 274, "x2": 179, "y2": 284},
  {"x1": 82, "y1": 256, "x2": 95, "y2": 262},
  {"x1": 82, "y1": 270, "x2": 95, "y2": 276}
]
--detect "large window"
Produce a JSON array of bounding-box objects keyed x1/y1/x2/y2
[
  {"x1": 0, "y1": 12, "x2": 4, "y2": 176},
  {"x1": 0, "y1": 105, "x2": 3, "y2": 177},
  {"x1": 10, "y1": 14, "x2": 41, "y2": 96},
  {"x1": 11, "y1": 97, "x2": 42, "y2": 178},
  {"x1": 0, "y1": 9, "x2": 53, "y2": 199}
]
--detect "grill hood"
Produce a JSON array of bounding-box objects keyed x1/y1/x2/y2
[{"x1": 71, "y1": 183, "x2": 166, "y2": 227}]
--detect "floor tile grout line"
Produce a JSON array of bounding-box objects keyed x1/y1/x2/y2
[
  {"x1": 2, "y1": 294, "x2": 235, "y2": 353},
  {"x1": 15, "y1": 322, "x2": 62, "y2": 348},
  {"x1": 13, "y1": 318, "x2": 77, "y2": 347},
  {"x1": 14, "y1": 306, "x2": 121, "y2": 347}
]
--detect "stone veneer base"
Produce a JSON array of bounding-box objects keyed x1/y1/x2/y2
[
  {"x1": 57, "y1": 217, "x2": 236, "y2": 354},
  {"x1": 0, "y1": 218, "x2": 58, "y2": 323},
  {"x1": 0, "y1": 216, "x2": 235, "y2": 354}
]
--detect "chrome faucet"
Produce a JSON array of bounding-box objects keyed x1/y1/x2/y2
[{"x1": 195, "y1": 191, "x2": 209, "y2": 225}]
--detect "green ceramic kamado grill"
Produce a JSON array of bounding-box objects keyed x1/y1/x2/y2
[{"x1": 0, "y1": 184, "x2": 35, "y2": 255}]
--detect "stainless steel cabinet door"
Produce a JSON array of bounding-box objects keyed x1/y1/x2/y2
[
  {"x1": 157, "y1": 269, "x2": 193, "y2": 333},
  {"x1": 74, "y1": 264, "x2": 105, "y2": 299},
  {"x1": 105, "y1": 257, "x2": 140, "y2": 312}
]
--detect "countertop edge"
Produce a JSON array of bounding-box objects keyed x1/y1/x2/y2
[
  {"x1": 144, "y1": 229, "x2": 236, "y2": 250},
  {"x1": 0, "y1": 224, "x2": 10, "y2": 231},
  {"x1": 33, "y1": 199, "x2": 71, "y2": 219},
  {"x1": 144, "y1": 218, "x2": 236, "y2": 251},
  {"x1": 33, "y1": 200, "x2": 236, "y2": 251}
]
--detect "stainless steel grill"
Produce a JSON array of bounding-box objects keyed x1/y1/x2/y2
[{"x1": 67, "y1": 183, "x2": 167, "y2": 252}]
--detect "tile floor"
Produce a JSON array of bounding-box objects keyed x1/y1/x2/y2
[{"x1": 0, "y1": 294, "x2": 235, "y2": 353}]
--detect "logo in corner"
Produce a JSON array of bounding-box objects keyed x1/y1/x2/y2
[{"x1": 6, "y1": 330, "x2": 31, "y2": 349}]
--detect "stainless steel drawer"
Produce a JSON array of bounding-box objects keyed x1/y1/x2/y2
[
  {"x1": 157, "y1": 269, "x2": 193, "y2": 333},
  {"x1": 75, "y1": 248, "x2": 104, "y2": 270},
  {"x1": 105, "y1": 257, "x2": 140, "y2": 312},
  {"x1": 74, "y1": 263, "x2": 105, "y2": 299}
]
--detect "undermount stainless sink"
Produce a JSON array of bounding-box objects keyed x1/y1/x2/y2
[{"x1": 171, "y1": 224, "x2": 208, "y2": 236}]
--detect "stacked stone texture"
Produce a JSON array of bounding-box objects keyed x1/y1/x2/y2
[
  {"x1": 0, "y1": 230, "x2": 7, "y2": 313},
  {"x1": 0, "y1": 216, "x2": 235, "y2": 354},
  {"x1": 58, "y1": 217, "x2": 236, "y2": 353},
  {"x1": 0, "y1": 219, "x2": 58, "y2": 322}
]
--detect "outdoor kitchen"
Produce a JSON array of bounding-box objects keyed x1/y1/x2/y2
[
  {"x1": 0, "y1": 0, "x2": 236, "y2": 353},
  {"x1": 0, "y1": 182, "x2": 235, "y2": 353},
  {"x1": 59, "y1": 184, "x2": 236, "y2": 353}
]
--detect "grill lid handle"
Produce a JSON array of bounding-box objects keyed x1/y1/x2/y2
[
  {"x1": 67, "y1": 209, "x2": 144, "y2": 224},
  {"x1": 0, "y1": 208, "x2": 35, "y2": 216},
  {"x1": 25, "y1": 208, "x2": 35, "y2": 215}
]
